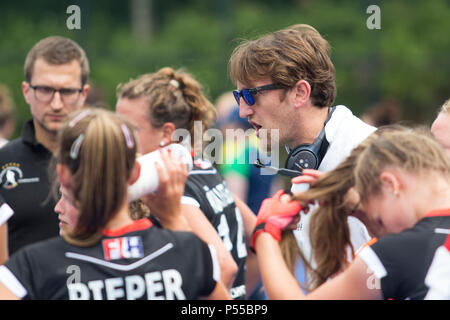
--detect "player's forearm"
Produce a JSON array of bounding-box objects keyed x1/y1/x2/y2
[
  {"x1": 245, "y1": 250, "x2": 261, "y2": 296},
  {"x1": 0, "y1": 224, "x2": 8, "y2": 265},
  {"x1": 255, "y1": 233, "x2": 306, "y2": 300}
]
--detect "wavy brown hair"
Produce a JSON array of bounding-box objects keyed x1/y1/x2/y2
[
  {"x1": 229, "y1": 24, "x2": 336, "y2": 108},
  {"x1": 25, "y1": 36, "x2": 90, "y2": 85}
]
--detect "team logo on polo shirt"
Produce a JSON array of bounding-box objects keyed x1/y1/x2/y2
[
  {"x1": 102, "y1": 236, "x2": 144, "y2": 261},
  {"x1": 0, "y1": 163, "x2": 40, "y2": 189}
]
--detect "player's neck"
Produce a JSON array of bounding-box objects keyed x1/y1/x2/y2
[
  {"x1": 104, "y1": 202, "x2": 133, "y2": 232},
  {"x1": 415, "y1": 176, "x2": 450, "y2": 221}
]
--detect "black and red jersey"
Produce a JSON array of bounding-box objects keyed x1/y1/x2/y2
[
  {"x1": 0, "y1": 218, "x2": 219, "y2": 300},
  {"x1": 181, "y1": 158, "x2": 247, "y2": 300},
  {"x1": 359, "y1": 209, "x2": 450, "y2": 300},
  {"x1": 425, "y1": 234, "x2": 450, "y2": 299}
]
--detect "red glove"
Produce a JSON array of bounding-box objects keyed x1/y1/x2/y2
[{"x1": 251, "y1": 190, "x2": 302, "y2": 252}]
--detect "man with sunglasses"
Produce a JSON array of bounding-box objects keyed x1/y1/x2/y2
[
  {"x1": 0, "y1": 36, "x2": 90, "y2": 255},
  {"x1": 229, "y1": 24, "x2": 376, "y2": 292}
]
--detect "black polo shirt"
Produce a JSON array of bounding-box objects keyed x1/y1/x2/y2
[{"x1": 0, "y1": 120, "x2": 59, "y2": 255}]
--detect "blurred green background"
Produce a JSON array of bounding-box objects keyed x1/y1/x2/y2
[{"x1": 0, "y1": 0, "x2": 449, "y2": 139}]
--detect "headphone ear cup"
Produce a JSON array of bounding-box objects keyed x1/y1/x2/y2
[
  {"x1": 285, "y1": 146, "x2": 319, "y2": 171},
  {"x1": 285, "y1": 107, "x2": 334, "y2": 172}
]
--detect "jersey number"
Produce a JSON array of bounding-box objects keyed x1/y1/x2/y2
[{"x1": 217, "y1": 208, "x2": 247, "y2": 258}]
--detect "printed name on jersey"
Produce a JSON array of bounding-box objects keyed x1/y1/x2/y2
[
  {"x1": 0, "y1": 162, "x2": 40, "y2": 189},
  {"x1": 102, "y1": 236, "x2": 144, "y2": 261},
  {"x1": 230, "y1": 284, "x2": 246, "y2": 299},
  {"x1": 203, "y1": 182, "x2": 235, "y2": 214},
  {"x1": 68, "y1": 269, "x2": 186, "y2": 300}
]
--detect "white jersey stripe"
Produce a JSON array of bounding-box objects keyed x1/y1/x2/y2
[
  {"x1": 425, "y1": 246, "x2": 450, "y2": 300},
  {"x1": 358, "y1": 246, "x2": 388, "y2": 279},
  {"x1": 0, "y1": 266, "x2": 27, "y2": 298},
  {"x1": 189, "y1": 169, "x2": 217, "y2": 175},
  {"x1": 434, "y1": 228, "x2": 450, "y2": 235},
  {"x1": 207, "y1": 244, "x2": 220, "y2": 282},
  {"x1": 181, "y1": 196, "x2": 201, "y2": 208},
  {"x1": 65, "y1": 243, "x2": 173, "y2": 271}
]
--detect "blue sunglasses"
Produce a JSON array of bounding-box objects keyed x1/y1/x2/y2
[{"x1": 233, "y1": 84, "x2": 285, "y2": 106}]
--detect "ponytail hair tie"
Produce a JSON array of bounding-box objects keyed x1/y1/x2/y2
[
  {"x1": 70, "y1": 134, "x2": 85, "y2": 159},
  {"x1": 169, "y1": 79, "x2": 180, "y2": 89},
  {"x1": 121, "y1": 124, "x2": 135, "y2": 149},
  {"x1": 69, "y1": 109, "x2": 91, "y2": 128}
]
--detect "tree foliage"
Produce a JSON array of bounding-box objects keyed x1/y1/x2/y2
[{"x1": 0, "y1": 0, "x2": 448, "y2": 138}]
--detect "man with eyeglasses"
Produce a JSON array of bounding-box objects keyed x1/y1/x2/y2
[
  {"x1": 0, "y1": 36, "x2": 90, "y2": 255},
  {"x1": 229, "y1": 24, "x2": 376, "y2": 293}
]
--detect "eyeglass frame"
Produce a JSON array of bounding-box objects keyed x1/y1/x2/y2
[
  {"x1": 28, "y1": 83, "x2": 84, "y2": 104},
  {"x1": 233, "y1": 83, "x2": 285, "y2": 106}
]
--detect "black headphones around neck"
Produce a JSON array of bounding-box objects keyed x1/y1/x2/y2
[{"x1": 285, "y1": 106, "x2": 336, "y2": 171}]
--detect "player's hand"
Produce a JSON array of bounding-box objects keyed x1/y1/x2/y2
[
  {"x1": 291, "y1": 169, "x2": 322, "y2": 185},
  {"x1": 251, "y1": 190, "x2": 302, "y2": 252},
  {"x1": 141, "y1": 148, "x2": 188, "y2": 229},
  {"x1": 291, "y1": 169, "x2": 323, "y2": 214}
]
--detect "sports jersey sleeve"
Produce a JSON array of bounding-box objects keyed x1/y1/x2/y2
[
  {"x1": 0, "y1": 248, "x2": 35, "y2": 299},
  {"x1": 0, "y1": 195, "x2": 13, "y2": 226},
  {"x1": 181, "y1": 195, "x2": 201, "y2": 208},
  {"x1": 358, "y1": 235, "x2": 410, "y2": 299},
  {"x1": 173, "y1": 231, "x2": 219, "y2": 297},
  {"x1": 424, "y1": 235, "x2": 450, "y2": 300},
  {"x1": 183, "y1": 178, "x2": 200, "y2": 204},
  {"x1": 202, "y1": 245, "x2": 220, "y2": 296},
  {"x1": 182, "y1": 178, "x2": 205, "y2": 213},
  {"x1": 197, "y1": 240, "x2": 220, "y2": 296}
]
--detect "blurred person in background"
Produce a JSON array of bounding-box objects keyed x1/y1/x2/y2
[
  {"x1": 215, "y1": 91, "x2": 238, "y2": 131},
  {"x1": 216, "y1": 93, "x2": 282, "y2": 214},
  {"x1": 431, "y1": 98, "x2": 450, "y2": 158},
  {"x1": 84, "y1": 83, "x2": 108, "y2": 109},
  {"x1": 0, "y1": 85, "x2": 16, "y2": 148},
  {"x1": 361, "y1": 98, "x2": 403, "y2": 128},
  {"x1": 0, "y1": 36, "x2": 90, "y2": 256}
]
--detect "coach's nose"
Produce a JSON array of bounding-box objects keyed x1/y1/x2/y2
[{"x1": 239, "y1": 100, "x2": 254, "y2": 118}]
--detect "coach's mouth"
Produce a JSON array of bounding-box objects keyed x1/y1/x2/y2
[{"x1": 249, "y1": 120, "x2": 262, "y2": 136}]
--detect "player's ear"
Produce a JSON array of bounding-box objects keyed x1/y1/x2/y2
[{"x1": 161, "y1": 122, "x2": 175, "y2": 146}]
